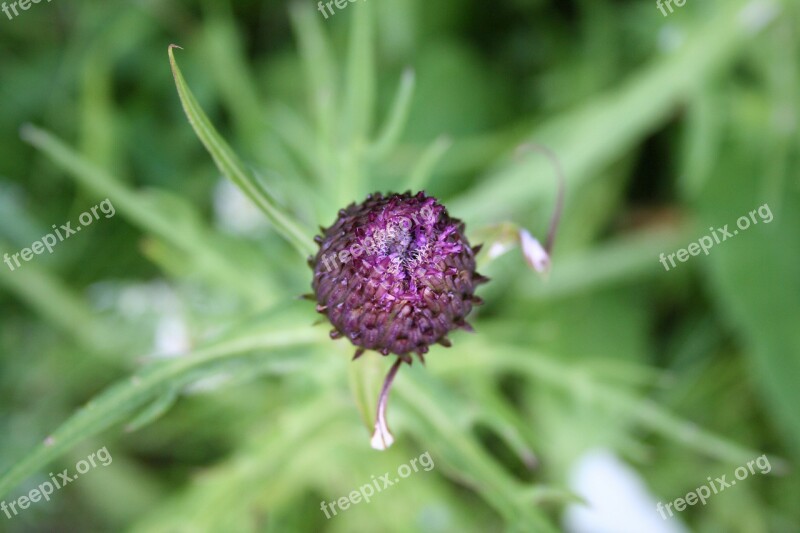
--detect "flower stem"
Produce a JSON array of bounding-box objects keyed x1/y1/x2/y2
[
  {"x1": 515, "y1": 143, "x2": 565, "y2": 254},
  {"x1": 370, "y1": 357, "x2": 403, "y2": 450}
]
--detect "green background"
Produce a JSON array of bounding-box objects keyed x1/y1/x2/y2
[{"x1": 0, "y1": 0, "x2": 798, "y2": 531}]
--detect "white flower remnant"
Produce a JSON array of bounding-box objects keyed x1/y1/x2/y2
[{"x1": 519, "y1": 228, "x2": 551, "y2": 276}]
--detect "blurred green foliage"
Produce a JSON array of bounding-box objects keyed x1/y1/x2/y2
[{"x1": 0, "y1": 0, "x2": 798, "y2": 531}]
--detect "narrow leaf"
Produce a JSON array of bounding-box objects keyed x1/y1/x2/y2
[
  {"x1": 0, "y1": 305, "x2": 323, "y2": 500},
  {"x1": 405, "y1": 135, "x2": 452, "y2": 192},
  {"x1": 168, "y1": 45, "x2": 315, "y2": 258},
  {"x1": 370, "y1": 68, "x2": 416, "y2": 160},
  {"x1": 125, "y1": 388, "x2": 180, "y2": 433}
]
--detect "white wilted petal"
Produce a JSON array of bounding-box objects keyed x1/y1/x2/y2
[
  {"x1": 519, "y1": 228, "x2": 551, "y2": 276},
  {"x1": 370, "y1": 425, "x2": 395, "y2": 451}
]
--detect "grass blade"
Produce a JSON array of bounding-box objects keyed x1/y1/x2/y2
[
  {"x1": 0, "y1": 305, "x2": 323, "y2": 500},
  {"x1": 168, "y1": 45, "x2": 315, "y2": 259},
  {"x1": 370, "y1": 68, "x2": 416, "y2": 160},
  {"x1": 405, "y1": 135, "x2": 452, "y2": 192},
  {"x1": 19, "y1": 124, "x2": 279, "y2": 307},
  {"x1": 450, "y1": 0, "x2": 781, "y2": 223}
]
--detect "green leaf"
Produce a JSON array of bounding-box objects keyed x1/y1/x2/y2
[
  {"x1": 405, "y1": 134, "x2": 452, "y2": 192},
  {"x1": 370, "y1": 68, "x2": 416, "y2": 160},
  {"x1": 19, "y1": 124, "x2": 280, "y2": 308},
  {"x1": 0, "y1": 237, "x2": 117, "y2": 354},
  {"x1": 343, "y1": 0, "x2": 375, "y2": 144},
  {"x1": 289, "y1": 1, "x2": 338, "y2": 184},
  {"x1": 0, "y1": 304, "x2": 323, "y2": 500},
  {"x1": 398, "y1": 364, "x2": 558, "y2": 532},
  {"x1": 124, "y1": 387, "x2": 180, "y2": 433},
  {"x1": 168, "y1": 45, "x2": 315, "y2": 259},
  {"x1": 347, "y1": 350, "x2": 386, "y2": 433},
  {"x1": 434, "y1": 338, "x2": 781, "y2": 468},
  {"x1": 697, "y1": 107, "x2": 800, "y2": 455},
  {"x1": 449, "y1": 0, "x2": 780, "y2": 223}
]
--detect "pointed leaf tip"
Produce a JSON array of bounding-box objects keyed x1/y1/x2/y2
[{"x1": 167, "y1": 44, "x2": 315, "y2": 258}]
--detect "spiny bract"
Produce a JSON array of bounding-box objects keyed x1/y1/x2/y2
[{"x1": 309, "y1": 191, "x2": 487, "y2": 363}]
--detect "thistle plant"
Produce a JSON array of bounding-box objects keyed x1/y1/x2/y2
[
  {"x1": 167, "y1": 4, "x2": 565, "y2": 452},
  {"x1": 0, "y1": 1, "x2": 793, "y2": 531}
]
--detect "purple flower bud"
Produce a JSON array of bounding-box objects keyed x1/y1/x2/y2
[
  {"x1": 311, "y1": 191, "x2": 487, "y2": 363},
  {"x1": 309, "y1": 191, "x2": 488, "y2": 449}
]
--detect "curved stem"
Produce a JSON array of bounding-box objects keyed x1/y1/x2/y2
[
  {"x1": 370, "y1": 357, "x2": 403, "y2": 450},
  {"x1": 515, "y1": 143, "x2": 566, "y2": 254}
]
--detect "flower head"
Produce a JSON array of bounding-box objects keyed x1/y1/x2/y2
[{"x1": 311, "y1": 191, "x2": 487, "y2": 363}]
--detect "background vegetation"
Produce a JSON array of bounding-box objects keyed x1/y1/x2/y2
[{"x1": 0, "y1": 0, "x2": 798, "y2": 531}]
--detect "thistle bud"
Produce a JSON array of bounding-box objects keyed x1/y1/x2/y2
[
  {"x1": 309, "y1": 191, "x2": 487, "y2": 449},
  {"x1": 311, "y1": 191, "x2": 486, "y2": 363}
]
